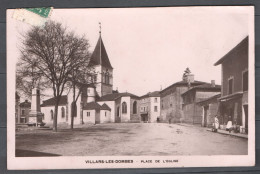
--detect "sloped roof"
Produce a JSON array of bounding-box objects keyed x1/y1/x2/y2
[
  {"x1": 140, "y1": 91, "x2": 160, "y2": 99},
  {"x1": 181, "y1": 83, "x2": 221, "y2": 96},
  {"x1": 214, "y1": 36, "x2": 248, "y2": 66},
  {"x1": 41, "y1": 95, "x2": 67, "y2": 107},
  {"x1": 197, "y1": 93, "x2": 221, "y2": 105},
  {"x1": 160, "y1": 80, "x2": 206, "y2": 93},
  {"x1": 83, "y1": 102, "x2": 101, "y2": 110},
  {"x1": 89, "y1": 36, "x2": 113, "y2": 69},
  {"x1": 100, "y1": 103, "x2": 111, "y2": 111},
  {"x1": 20, "y1": 100, "x2": 31, "y2": 108},
  {"x1": 98, "y1": 92, "x2": 139, "y2": 101}
]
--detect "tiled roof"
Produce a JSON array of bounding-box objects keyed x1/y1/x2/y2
[
  {"x1": 41, "y1": 95, "x2": 67, "y2": 107},
  {"x1": 140, "y1": 91, "x2": 160, "y2": 98},
  {"x1": 83, "y1": 102, "x2": 101, "y2": 110},
  {"x1": 100, "y1": 103, "x2": 111, "y2": 111},
  {"x1": 98, "y1": 92, "x2": 139, "y2": 101},
  {"x1": 89, "y1": 36, "x2": 113, "y2": 69},
  {"x1": 20, "y1": 100, "x2": 31, "y2": 108},
  {"x1": 160, "y1": 80, "x2": 206, "y2": 93},
  {"x1": 214, "y1": 36, "x2": 248, "y2": 66},
  {"x1": 181, "y1": 83, "x2": 221, "y2": 96}
]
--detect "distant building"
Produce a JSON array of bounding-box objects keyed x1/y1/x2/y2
[
  {"x1": 139, "y1": 91, "x2": 161, "y2": 123},
  {"x1": 197, "y1": 94, "x2": 221, "y2": 127},
  {"x1": 181, "y1": 81, "x2": 221, "y2": 124},
  {"x1": 214, "y1": 36, "x2": 248, "y2": 133},
  {"x1": 160, "y1": 74, "x2": 206, "y2": 123},
  {"x1": 15, "y1": 92, "x2": 20, "y2": 123},
  {"x1": 19, "y1": 100, "x2": 31, "y2": 123}
]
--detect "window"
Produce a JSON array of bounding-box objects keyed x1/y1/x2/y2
[
  {"x1": 154, "y1": 98, "x2": 157, "y2": 103},
  {"x1": 105, "y1": 112, "x2": 106, "y2": 117},
  {"x1": 154, "y1": 106, "x2": 158, "y2": 112},
  {"x1": 122, "y1": 102, "x2": 127, "y2": 114},
  {"x1": 144, "y1": 107, "x2": 146, "y2": 112},
  {"x1": 133, "y1": 101, "x2": 137, "y2": 114},
  {"x1": 50, "y1": 110, "x2": 54, "y2": 120},
  {"x1": 21, "y1": 109, "x2": 25, "y2": 115},
  {"x1": 61, "y1": 107, "x2": 65, "y2": 118},
  {"x1": 243, "y1": 70, "x2": 248, "y2": 92},
  {"x1": 87, "y1": 112, "x2": 90, "y2": 117},
  {"x1": 228, "y1": 78, "x2": 234, "y2": 95}
]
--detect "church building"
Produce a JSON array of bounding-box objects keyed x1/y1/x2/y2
[{"x1": 41, "y1": 29, "x2": 141, "y2": 125}]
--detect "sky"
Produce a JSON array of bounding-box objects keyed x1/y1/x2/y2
[{"x1": 8, "y1": 7, "x2": 250, "y2": 99}]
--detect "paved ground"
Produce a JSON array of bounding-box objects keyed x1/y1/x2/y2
[{"x1": 16, "y1": 123, "x2": 248, "y2": 156}]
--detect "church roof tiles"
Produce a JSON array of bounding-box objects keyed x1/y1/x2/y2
[{"x1": 89, "y1": 36, "x2": 113, "y2": 69}]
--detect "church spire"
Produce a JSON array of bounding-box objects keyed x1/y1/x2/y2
[{"x1": 99, "y1": 22, "x2": 101, "y2": 36}]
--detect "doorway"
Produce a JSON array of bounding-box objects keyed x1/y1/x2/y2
[
  {"x1": 203, "y1": 105, "x2": 209, "y2": 127},
  {"x1": 243, "y1": 104, "x2": 248, "y2": 133}
]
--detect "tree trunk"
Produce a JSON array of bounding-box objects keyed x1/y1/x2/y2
[
  {"x1": 71, "y1": 101, "x2": 75, "y2": 129},
  {"x1": 53, "y1": 103, "x2": 59, "y2": 132}
]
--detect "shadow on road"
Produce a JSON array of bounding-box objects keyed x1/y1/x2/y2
[{"x1": 16, "y1": 149, "x2": 61, "y2": 157}]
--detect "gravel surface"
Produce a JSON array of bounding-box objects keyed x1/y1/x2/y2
[{"x1": 16, "y1": 123, "x2": 248, "y2": 156}]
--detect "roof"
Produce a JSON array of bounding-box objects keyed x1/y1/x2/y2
[
  {"x1": 83, "y1": 102, "x2": 101, "y2": 110},
  {"x1": 214, "y1": 36, "x2": 248, "y2": 66},
  {"x1": 98, "y1": 92, "x2": 139, "y2": 101},
  {"x1": 20, "y1": 100, "x2": 31, "y2": 108},
  {"x1": 100, "y1": 103, "x2": 111, "y2": 111},
  {"x1": 181, "y1": 83, "x2": 221, "y2": 96},
  {"x1": 197, "y1": 94, "x2": 221, "y2": 105},
  {"x1": 89, "y1": 36, "x2": 113, "y2": 69},
  {"x1": 41, "y1": 95, "x2": 67, "y2": 107},
  {"x1": 160, "y1": 80, "x2": 206, "y2": 93},
  {"x1": 140, "y1": 91, "x2": 160, "y2": 99}
]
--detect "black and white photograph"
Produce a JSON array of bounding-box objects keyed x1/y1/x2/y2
[{"x1": 7, "y1": 6, "x2": 255, "y2": 169}]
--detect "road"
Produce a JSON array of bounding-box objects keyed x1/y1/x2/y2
[{"x1": 16, "y1": 123, "x2": 248, "y2": 156}]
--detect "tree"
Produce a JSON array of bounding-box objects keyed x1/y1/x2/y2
[
  {"x1": 18, "y1": 21, "x2": 90, "y2": 131},
  {"x1": 68, "y1": 65, "x2": 96, "y2": 129},
  {"x1": 182, "y1": 67, "x2": 191, "y2": 80}
]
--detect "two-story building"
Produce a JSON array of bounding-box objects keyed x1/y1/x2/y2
[
  {"x1": 139, "y1": 91, "x2": 160, "y2": 123},
  {"x1": 19, "y1": 100, "x2": 31, "y2": 123},
  {"x1": 214, "y1": 36, "x2": 248, "y2": 133},
  {"x1": 181, "y1": 81, "x2": 221, "y2": 125},
  {"x1": 160, "y1": 74, "x2": 206, "y2": 123}
]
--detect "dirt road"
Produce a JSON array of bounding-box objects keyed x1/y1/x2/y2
[{"x1": 16, "y1": 123, "x2": 247, "y2": 156}]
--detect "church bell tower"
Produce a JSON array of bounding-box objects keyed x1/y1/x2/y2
[{"x1": 89, "y1": 23, "x2": 113, "y2": 97}]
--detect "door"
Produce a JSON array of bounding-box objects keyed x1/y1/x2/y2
[
  {"x1": 203, "y1": 105, "x2": 209, "y2": 127},
  {"x1": 243, "y1": 105, "x2": 248, "y2": 133}
]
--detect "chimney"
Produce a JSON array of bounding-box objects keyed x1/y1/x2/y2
[
  {"x1": 183, "y1": 74, "x2": 195, "y2": 83},
  {"x1": 211, "y1": 80, "x2": 215, "y2": 87}
]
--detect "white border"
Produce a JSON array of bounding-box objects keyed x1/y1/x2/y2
[{"x1": 7, "y1": 6, "x2": 255, "y2": 170}]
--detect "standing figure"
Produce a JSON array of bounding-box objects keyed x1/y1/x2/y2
[
  {"x1": 226, "y1": 116, "x2": 233, "y2": 133},
  {"x1": 212, "y1": 115, "x2": 219, "y2": 132}
]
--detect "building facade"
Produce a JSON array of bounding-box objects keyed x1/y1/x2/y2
[
  {"x1": 181, "y1": 82, "x2": 221, "y2": 125},
  {"x1": 139, "y1": 91, "x2": 160, "y2": 123},
  {"x1": 40, "y1": 32, "x2": 141, "y2": 125},
  {"x1": 214, "y1": 36, "x2": 248, "y2": 133},
  {"x1": 160, "y1": 74, "x2": 206, "y2": 123}
]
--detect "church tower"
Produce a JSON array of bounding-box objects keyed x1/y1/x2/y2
[{"x1": 89, "y1": 24, "x2": 113, "y2": 97}]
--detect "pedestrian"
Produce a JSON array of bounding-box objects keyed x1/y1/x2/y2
[
  {"x1": 226, "y1": 116, "x2": 232, "y2": 133},
  {"x1": 213, "y1": 115, "x2": 219, "y2": 132}
]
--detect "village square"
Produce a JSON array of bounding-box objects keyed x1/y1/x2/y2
[{"x1": 13, "y1": 9, "x2": 249, "y2": 157}]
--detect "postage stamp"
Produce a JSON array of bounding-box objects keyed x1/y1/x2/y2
[{"x1": 12, "y1": 7, "x2": 53, "y2": 26}]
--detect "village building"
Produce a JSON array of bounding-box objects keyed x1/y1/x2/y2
[
  {"x1": 197, "y1": 94, "x2": 221, "y2": 127},
  {"x1": 214, "y1": 36, "x2": 248, "y2": 134},
  {"x1": 18, "y1": 100, "x2": 31, "y2": 124},
  {"x1": 40, "y1": 30, "x2": 141, "y2": 125},
  {"x1": 181, "y1": 81, "x2": 221, "y2": 125},
  {"x1": 15, "y1": 92, "x2": 20, "y2": 123},
  {"x1": 139, "y1": 91, "x2": 161, "y2": 123},
  {"x1": 159, "y1": 73, "x2": 206, "y2": 123}
]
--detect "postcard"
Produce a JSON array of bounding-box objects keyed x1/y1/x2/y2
[{"x1": 7, "y1": 6, "x2": 255, "y2": 169}]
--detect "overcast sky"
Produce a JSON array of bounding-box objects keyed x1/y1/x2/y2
[{"x1": 8, "y1": 7, "x2": 250, "y2": 98}]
